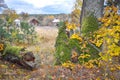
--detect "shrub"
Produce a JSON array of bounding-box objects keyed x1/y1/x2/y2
[
  {"x1": 55, "y1": 22, "x2": 82, "y2": 64},
  {"x1": 55, "y1": 22, "x2": 71, "y2": 65},
  {"x1": 2, "y1": 45, "x2": 22, "y2": 57}
]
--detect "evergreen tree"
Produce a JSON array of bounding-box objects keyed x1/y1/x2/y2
[{"x1": 55, "y1": 22, "x2": 70, "y2": 65}]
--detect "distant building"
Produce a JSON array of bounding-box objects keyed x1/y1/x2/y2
[
  {"x1": 14, "y1": 19, "x2": 21, "y2": 27},
  {"x1": 52, "y1": 18, "x2": 60, "y2": 26},
  {"x1": 28, "y1": 18, "x2": 39, "y2": 26}
]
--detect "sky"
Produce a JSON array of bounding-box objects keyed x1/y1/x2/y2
[{"x1": 3, "y1": 0, "x2": 75, "y2": 14}]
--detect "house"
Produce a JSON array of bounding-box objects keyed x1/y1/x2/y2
[
  {"x1": 52, "y1": 18, "x2": 60, "y2": 26},
  {"x1": 29, "y1": 18, "x2": 39, "y2": 26},
  {"x1": 14, "y1": 19, "x2": 21, "y2": 27}
]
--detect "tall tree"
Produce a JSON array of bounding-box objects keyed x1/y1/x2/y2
[
  {"x1": 79, "y1": 0, "x2": 105, "y2": 56},
  {"x1": 71, "y1": 0, "x2": 82, "y2": 26},
  {"x1": 80, "y1": 0, "x2": 104, "y2": 25},
  {"x1": 20, "y1": 12, "x2": 29, "y2": 20}
]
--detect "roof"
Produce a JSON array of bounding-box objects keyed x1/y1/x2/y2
[
  {"x1": 14, "y1": 19, "x2": 20, "y2": 23},
  {"x1": 52, "y1": 19, "x2": 60, "y2": 23},
  {"x1": 28, "y1": 17, "x2": 39, "y2": 22}
]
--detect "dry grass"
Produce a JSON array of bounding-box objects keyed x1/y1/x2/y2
[
  {"x1": 35, "y1": 26, "x2": 58, "y2": 50},
  {"x1": 30, "y1": 26, "x2": 58, "y2": 65},
  {"x1": 0, "y1": 26, "x2": 59, "y2": 80}
]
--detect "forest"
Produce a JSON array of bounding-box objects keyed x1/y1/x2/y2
[{"x1": 0, "y1": 0, "x2": 120, "y2": 80}]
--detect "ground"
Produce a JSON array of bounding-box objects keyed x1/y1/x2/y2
[
  {"x1": 0, "y1": 26, "x2": 105, "y2": 80},
  {"x1": 0, "y1": 26, "x2": 60, "y2": 79},
  {"x1": 35, "y1": 26, "x2": 58, "y2": 65}
]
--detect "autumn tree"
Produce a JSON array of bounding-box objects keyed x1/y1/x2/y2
[
  {"x1": 20, "y1": 12, "x2": 29, "y2": 20},
  {"x1": 2, "y1": 9, "x2": 19, "y2": 23},
  {"x1": 79, "y1": 1, "x2": 120, "y2": 78},
  {"x1": 2, "y1": 9, "x2": 19, "y2": 32},
  {"x1": 71, "y1": 0, "x2": 82, "y2": 26},
  {"x1": 42, "y1": 15, "x2": 54, "y2": 26}
]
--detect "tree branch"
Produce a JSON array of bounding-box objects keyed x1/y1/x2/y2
[{"x1": 87, "y1": 40, "x2": 101, "y2": 53}]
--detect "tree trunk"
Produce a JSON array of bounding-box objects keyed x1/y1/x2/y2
[{"x1": 80, "y1": 0, "x2": 104, "y2": 26}]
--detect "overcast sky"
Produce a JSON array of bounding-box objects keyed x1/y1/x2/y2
[{"x1": 4, "y1": 0, "x2": 75, "y2": 14}]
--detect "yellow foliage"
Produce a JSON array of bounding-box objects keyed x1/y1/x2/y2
[
  {"x1": 71, "y1": 9, "x2": 81, "y2": 26},
  {"x1": 95, "y1": 6, "x2": 120, "y2": 57},
  {"x1": 111, "y1": 5, "x2": 118, "y2": 12},
  {"x1": 110, "y1": 67, "x2": 116, "y2": 71},
  {"x1": 35, "y1": 46, "x2": 40, "y2": 52},
  {"x1": 66, "y1": 23, "x2": 76, "y2": 30},
  {"x1": 91, "y1": 7, "x2": 120, "y2": 78},
  {"x1": 96, "y1": 39, "x2": 103, "y2": 47},
  {"x1": 84, "y1": 62, "x2": 94, "y2": 69},
  {"x1": 70, "y1": 34, "x2": 82, "y2": 41},
  {"x1": 83, "y1": 59, "x2": 99, "y2": 69},
  {"x1": 116, "y1": 65, "x2": 120, "y2": 70},
  {"x1": 48, "y1": 15, "x2": 54, "y2": 19},
  {"x1": 71, "y1": 0, "x2": 82, "y2": 26},
  {"x1": 11, "y1": 31, "x2": 17, "y2": 38},
  {"x1": 62, "y1": 61, "x2": 75, "y2": 69},
  {"x1": 96, "y1": 77, "x2": 101, "y2": 80},
  {"x1": 0, "y1": 43, "x2": 4, "y2": 51},
  {"x1": 78, "y1": 54, "x2": 90, "y2": 59},
  {"x1": 99, "y1": 52, "x2": 112, "y2": 61},
  {"x1": 9, "y1": 11, "x2": 19, "y2": 22},
  {"x1": 4, "y1": 9, "x2": 19, "y2": 23}
]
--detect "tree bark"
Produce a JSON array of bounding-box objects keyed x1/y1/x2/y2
[{"x1": 80, "y1": 0, "x2": 104, "y2": 26}]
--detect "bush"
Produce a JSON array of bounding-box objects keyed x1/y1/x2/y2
[
  {"x1": 80, "y1": 14, "x2": 100, "y2": 61},
  {"x1": 55, "y1": 22, "x2": 71, "y2": 65},
  {"x1": 86, "y1": 43, "x2": 100, "y2": 59},
  {"x1": 57, "y1": 21, "x2": 64, "y2": 27},
  {"x1": 2, "y1": 45, "x2": 22, "y2": 57},
  {"x1": 68, "y1": 38, "x2": 82, "y2": 54},
  {"x1": 55, "y1": 22, "x2": 82, "y2": 64}
]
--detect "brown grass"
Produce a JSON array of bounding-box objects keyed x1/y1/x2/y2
[{"x1": 29, "y1": 26, "x2": 58, "y2": 65}]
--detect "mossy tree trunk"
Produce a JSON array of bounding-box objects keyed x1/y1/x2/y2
[
  {"x1": 79, "y1": 0, "x2": 104, "y2": 57},
  {"x1": 80, "y1": 0, "x2": 104, "y2": 27}
]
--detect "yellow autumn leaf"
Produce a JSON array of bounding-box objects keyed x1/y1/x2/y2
[{"x1": 0, "y1": 43, "x2": 4, "y2": 51}]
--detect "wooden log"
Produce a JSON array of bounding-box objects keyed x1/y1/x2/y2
[{"x1": 1, "y1": 45, "x2": 37, "y2": 70}]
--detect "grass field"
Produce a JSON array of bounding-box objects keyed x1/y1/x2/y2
[{"x1": 34, "y1": 26, "x2": 58, "y2": 65}]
